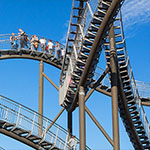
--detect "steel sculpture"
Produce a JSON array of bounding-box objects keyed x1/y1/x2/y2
[{"x1": 0, "y1": 0, "x2": 150, "y2": 150}]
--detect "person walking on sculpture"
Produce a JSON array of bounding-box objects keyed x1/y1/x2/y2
[{"x1": 68, "y1": 136, "x2": 78, "y2": 150}]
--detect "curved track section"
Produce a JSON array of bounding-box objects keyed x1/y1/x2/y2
[
  {"x1": 59, "y1": 0, "x2": 125, "y2": 111},
  {"x1": 104, "y1": 12, "x2": 150, "y2": 149},
  {"x1": 0, "y1": 34, "x2": 64, "y2": 69},
  {"x1": 0, "y1": 95, "x2": 70, "y2": 150},
  {"x1": 0, "y1": 49, "x2": 62, "y2": 69}
]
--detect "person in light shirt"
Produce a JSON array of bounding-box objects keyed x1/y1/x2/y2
[
  {"x1": 46, "y1": 40, "x2": 54, "y2": 55},
  {"x1": 33, "y1": 35, "x2": 39, "y2": 51},
  {"x1": 39, "y1": 38, "x2": 46, "y2": 52},
  {"x1": 68, "y1": 136, "x2": 79, "y2": 150},
  {"x1": 61, "y1": 48, "x2": 65, "y2": 59}
]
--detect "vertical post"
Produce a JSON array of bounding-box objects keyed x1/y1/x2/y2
[
  {"x1": 38, "y1": 60, "x2": 44, "y2": 136},
  {"x1": 67, "y1": 112, "x2": 72, "y2": 150},
  {"x1": 79, "y1": 86, "x2": 86, "y2": 150},
  {"x1": 109, "y1": 25, "x2": 120, "y2": 150},
  {"x1": 68, "y1": 112, "x2": 72, "y2": 139}
]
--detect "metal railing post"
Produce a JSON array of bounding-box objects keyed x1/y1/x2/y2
[
  {"x1": 4, "y1": 108, "x2": 8, "y2": 121},
  {"x1": 54, "y1": 127, "x2": 59, "y2": 147},
  {"x1": 64, "y1": 133, "x2": 69, "y2": 150},
  {"x1": 16, "y1": 105, "x2": 21, "y2": 127},
  {"x1": 31, "y1": 112, "x2": 36, "y2": 134}
]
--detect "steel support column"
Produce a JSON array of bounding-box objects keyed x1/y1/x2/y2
[
  {"x1": 79, "y1": 86, "x2": 86, "y2": 150},
  {"x1": 68, "y1": 112, "x2": 72, "y2": 140},
  {"x1": 38, "y1": 60, "x2": 44, "y2": 136},
  {"x1": 109, "y1": 26, "x2": 120, "y2": 150}
]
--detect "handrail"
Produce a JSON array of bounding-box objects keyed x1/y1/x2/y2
[
  {"x1": 0, "y1": 95, "x2": 67, "y2": 134},
  {"x1": 0, "y1": 104, "x2": 68, "y2": 148},
  {"x1": 0, "y1": 33, "x2": 65, "y2": 54},
  {"x1": 0, "y1": 33, "x2": 65, "y2": 48},
  {"x1": 0, "y1": 95, "x2": 91, "y2": 150},
  {"x1": 116, "y1": 10, "x2": 150, "y2": 142}
]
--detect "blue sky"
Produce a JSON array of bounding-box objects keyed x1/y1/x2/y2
[{"x1": 0, "y1": 0, "x2": 150, "y2": 150}]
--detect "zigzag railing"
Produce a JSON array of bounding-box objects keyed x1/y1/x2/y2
[
  {"x1": 104, "y1": 11, "x2": 150, "y2": 149},
  {"x1": 0, "y1": 95, "x2": 70, "y2": 150}
]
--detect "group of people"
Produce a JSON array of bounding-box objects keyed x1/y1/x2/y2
[{"x1": 10, "y1": 29, "x2": 65, "y2": 59}]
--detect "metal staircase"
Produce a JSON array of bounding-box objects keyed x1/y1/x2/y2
[
  {"x1": 104, "y1": 11, "x2": 150, "y2": 149},
  {"x1": 59, "y1": 0, "x2": 125, "y2": 111},
  {"x1": 0, "y1": 95, "x2": 70, "y2": 150},
  {"x1": 59, "y1": 0, "x2": 88, "y2": 108}
]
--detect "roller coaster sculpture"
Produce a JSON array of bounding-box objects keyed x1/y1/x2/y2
[{"x1": 0, "y1": 0, "x2": 150, "y2": 150}]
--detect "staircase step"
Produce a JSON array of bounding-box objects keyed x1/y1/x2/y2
[
  {"x1": 73, "y1": 7, "x2": 84, "y2": 10},
  {"x1": 102, "y1": 0, "x2": 111, "y2": 6},
  {"x1": 71, "y1": 23, "x2": 79, "y2": 26}
]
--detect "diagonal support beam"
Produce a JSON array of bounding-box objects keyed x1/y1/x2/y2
[
  {"x1": 85, "y1": 106, "x2": 113, "y2": 146},
  {"x1": 141, "y1": 101, "x2": 150, "y2": 106},
  {"x1": 85, "y1": 67, "x2": 109, "y2": 102},
  {"x1": 95, "y1": 87, "x2": 111, "y2": 97},
  {"x1": 43, "y1": 72, "x2": 59, "y2": 91},
  {"x1": 46, "y1": 108, "x2": 65, "y2": 133},
  {"x1": 42, "y1": 72, "x2": 64, "y2": 133}
]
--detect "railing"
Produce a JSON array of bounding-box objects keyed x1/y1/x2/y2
[
  {"x1": 0, "y1": 95, "x2": 91, "y2": 150},
  {"x1": 59, "y1": 56, "x2": 73, "y2": 105},
  {"x1": 93, "y1": 66, "x2": 150, "y2": 98},
  {"x1": 83, "y1": 0, "x2": 101, "y2": 35},
  {"x1": 59, "y1": 0, "x2": 107, "y2": 105},
  {"x1": 93, "y1": 66, "x2": 111, "y2": 88},
  {"x1": 0, "y1": 33, "x2": 65, "y2": 58},
  {"x1": 116, "y1": 11, "x2": 150, "y2": 141},
  {"x1": 0, "y1": 95, "x2": 70, "y2": 149},
  {"x1": 132, "y1": 80, "x2": 150, "y2": 99}
]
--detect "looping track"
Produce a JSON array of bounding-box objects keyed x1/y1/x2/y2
[
  {"x1": 0, "y1": 49, "x2": 62, "y2": 69},
  {"x1": 59, "y1": 0, "x2": 150, "y2": 149}
]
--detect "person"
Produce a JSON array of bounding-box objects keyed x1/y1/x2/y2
[
  {"x1": 30, "y1": 35, "x2": 34, "y2": 50},
  {"x1": 13, "y1": 37, "x2": 19, "y2": 49},
  {"x1": 39, "y1": 38, "x2": 46, "y2": 52},
  {"x1": 24, "y1": 32, "x2": 29, "y2": 49},
  {"x1": 46, "y1": 40, "x2": 54, "y2": 55},
  {"x1": 18, "y1": 28, "x2": 24, "y2": 35},
  {"x1": 18, "y1": 28, "x2": 25, "y2": 48},
  {"x1": 55, "y1": 41, "x2": 61, "y2": 59},
  {"x1": 61, "y1": 48, "x2": 65, "y2": 59},
  {"x1": 33, "y1": 35, "x2": 39, "y2": 51},
  {"x1": 10, "y1": 33, "x2": 15, "y2": 49},
  {"x1": 68, "y1": 136, "x2": 78, "y2": 150}
]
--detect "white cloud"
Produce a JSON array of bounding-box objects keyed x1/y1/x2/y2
[{"x1": 122, "y1": 0, "x2": 150, "y2": 29}]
